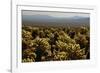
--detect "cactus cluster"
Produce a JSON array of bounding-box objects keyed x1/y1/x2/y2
[{"x1": 22, "y1": 25, "x2": 90, "y2": 62}]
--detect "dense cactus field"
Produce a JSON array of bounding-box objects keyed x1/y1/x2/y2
[{"x1": 22, "y1": 25, "x2": 90, "y2": 62}]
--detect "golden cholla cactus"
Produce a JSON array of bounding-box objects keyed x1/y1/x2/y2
[{"x1": 54, "y1": 51, "x2": 69, "y2": 60}]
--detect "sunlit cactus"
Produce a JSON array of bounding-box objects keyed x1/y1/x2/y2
[
  {"x1": 22, "y1": 25, "x2": 90, "y2": 62},
  {"x1": 22, "y1": 29, "x2": 32, "y2": 39},
  {"x1": 22, "y1": 48, "x2": 37, "y2": 62},
  {"x1": 54, "y1": 51, "x2": 69, "y2": 60},
  {"x1": 56, "y1": 40, "x2": 68, "y2": 51}
]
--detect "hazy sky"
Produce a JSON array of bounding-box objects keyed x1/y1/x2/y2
[{"x1": 22, "y1": 10, "x2": 89, "y2": 18}]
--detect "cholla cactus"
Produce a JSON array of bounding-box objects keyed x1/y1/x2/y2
[
  {"x1": 22, "y1": 25, "x2": 90, "y2": 62},
  {"x1": 75, "y1": 32, "x2": 89, "y2": 49},
  {"x1": 22, "y1": 39, "x2": 34, "y2": 47},
  {"x1": 22, "y1": 58, "x2": 34, "y2": 62},
  {"x1": 56, "y1": 40, "x2": 68, "y2": 51},
  {"x1": 22, "y1": 25, "x2": 33, "y2": 32},
  {"x1": 33, "y1": 37, "x2": 51, "y2": 51},
  {"x1": 57, "y1": 31, "x2": 76, "y2": 44},
  {"x1": 80, "y1": 26, "x2": 89, "y2": 34},
  {"x1": 22, "y1": 48, "x2": 37, "y2": 62},
  {"x1": 22, "y1": 29, "x2": 32, "y2": 39},
  {"x1": 67, "y1": 43, "x2": 86, "y2": 59},
  {"x1": 54, "y1": 51, "x2": 69, "y2": 60}
]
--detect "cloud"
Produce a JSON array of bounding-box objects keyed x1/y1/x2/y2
[{"x1": 22, "y1": 10, "x2": 90, "y2": 18}]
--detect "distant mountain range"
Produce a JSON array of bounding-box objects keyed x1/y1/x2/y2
[{"x1": 22, "y1": 14, "x2": 90, "y2": 27}]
